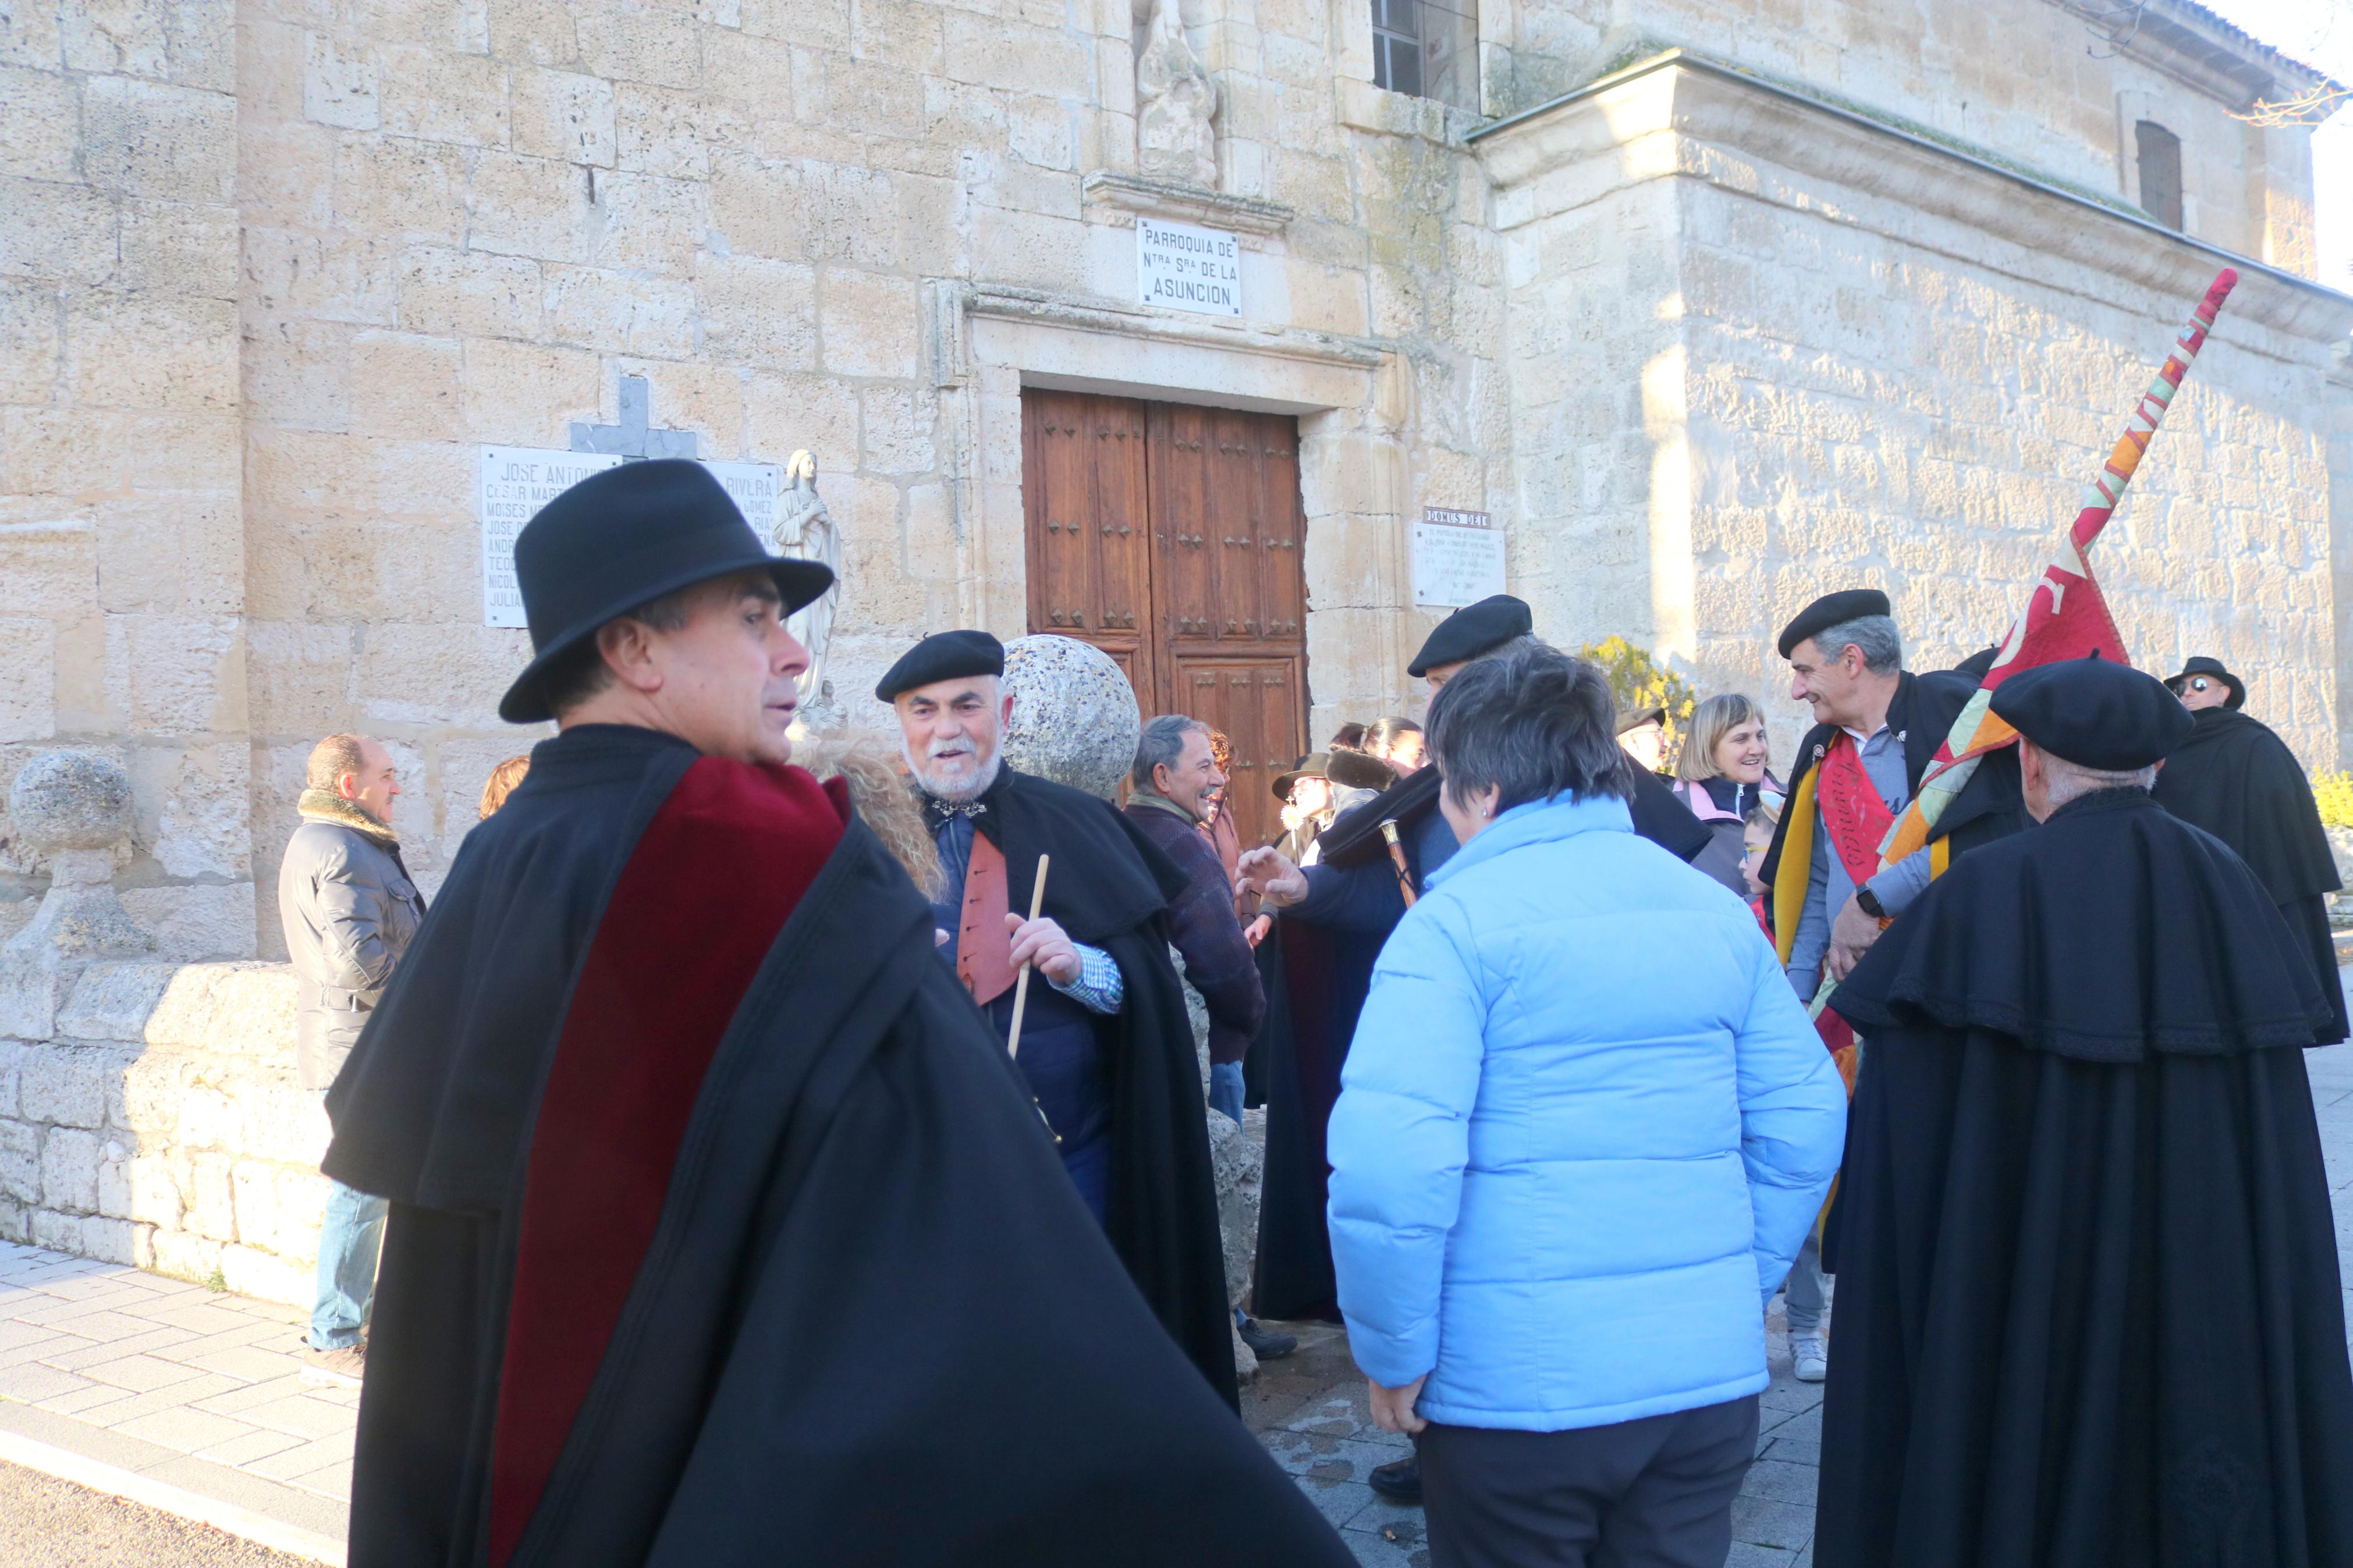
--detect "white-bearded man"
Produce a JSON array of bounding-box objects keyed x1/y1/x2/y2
[{"x1": 883, "y1": 631, "x2": 1241, "y2": 1406}]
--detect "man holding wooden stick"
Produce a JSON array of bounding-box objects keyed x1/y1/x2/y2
[{"x1": 884, "y1": 630, "x2": 1242, "y2": 1405}]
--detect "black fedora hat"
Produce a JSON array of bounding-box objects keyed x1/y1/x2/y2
[
  {"x1": 2162, "y1": 656, "x2": 2245, "y2": 712},
  {"x1": 498, "y1": 459, "x2": 834, "y2": 724}
]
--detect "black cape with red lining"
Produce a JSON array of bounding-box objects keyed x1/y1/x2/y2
[
  {"x1": 2153, "y1": 703, "x2": 2348, "y2": 1040},
  {"x1": 322, "y1": 724, "x2": 1347, "y2": 1568},
  {"x1": 950, "y1": 763, "x2": 1239, "y2": 1403},
  {"x1": 1815, "y1": 786, "x2": 2353, "y2": 1568},
  {"x1": 1251, "y1": 762, "x2": 1710, "y2": 1321}
]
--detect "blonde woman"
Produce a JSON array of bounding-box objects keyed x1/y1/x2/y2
[{"x1": 1670, "y1": 694, "x2": 1781, "y2": 897}]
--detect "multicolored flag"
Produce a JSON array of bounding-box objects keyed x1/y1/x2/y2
[{"x1": 1876, "y1": 267, "x2": 2239, "y2": 868}]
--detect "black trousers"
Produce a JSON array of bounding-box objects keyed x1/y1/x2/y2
[{"x1": 1417, "y1": 1395, "x2": 1761, "y2": 1568}]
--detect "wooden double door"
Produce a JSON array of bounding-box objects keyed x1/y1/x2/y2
[{"x1": 1022, "y1": 389, "x2": 1309, "y2": 849}]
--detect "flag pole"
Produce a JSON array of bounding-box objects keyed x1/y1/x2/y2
[
  {"x1": 1876, "y1": 266, "x2": 2239, "y2": 868},
  {"x1": 1809, "y1": 269, "x2": 2239, "y2": 1023}
]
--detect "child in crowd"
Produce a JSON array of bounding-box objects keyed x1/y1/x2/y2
[{"x1": 1742, "y1": 802, "x2": 1779, "y2": 939}]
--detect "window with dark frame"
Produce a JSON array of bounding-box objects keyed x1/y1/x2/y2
[
  {"x1": 1368, "y1": 0, "x2": 1477, "y2": 108},
  {"x1": 1370, "y1": 0, "x2": 1422, "y2": 98},
  {"x1": 2136, "y1": 120, "x2": 2183, "y2": 230}
]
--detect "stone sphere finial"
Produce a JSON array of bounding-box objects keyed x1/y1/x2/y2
[
  {"x1": 1000, "y1": 636, "x2": 1142, "y2": 801},
  {"x1": 9, "y1": 751, "x2": 136, "y2": 856}
]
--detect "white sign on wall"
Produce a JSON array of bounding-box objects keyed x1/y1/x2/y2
[
  {"x1": 477, "y1": 447, "x2": 622, "y2": 628},
  {"x1": 1136, "y1": 216, "x2": 1241, "y2": 318},
  {"x1": 477, "y1": 450, "x2": 786, "y2": 628},
  {"x1": 1410, "y1": 507, "x2": 1506, "y2": 609}
]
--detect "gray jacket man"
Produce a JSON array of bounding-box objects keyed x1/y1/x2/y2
[
  {"x1": 281, "y1": 769, "x2": 425, "y2": 1092},
  {"x1": 279, "y1": 733, "x2": 420, "y2": 1380}
]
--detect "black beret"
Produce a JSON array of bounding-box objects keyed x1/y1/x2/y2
[
  {"x1": 1989, "y1": 655, "x2": 2192, "y2": 771},
  {"x1": 1407, "y1": 595, "x2": 1534, "y2": 677},
  {"x1": 874, "y1": 630, "x2": 1005, "y2": 702},
  {"x1": 2162, "y1": 656, "x2": 2245, "y2": 712},
  {"x1": 1777, "y1": 589, "x2": 1892, "y2": 660}
]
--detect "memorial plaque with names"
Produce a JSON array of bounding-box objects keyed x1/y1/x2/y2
[
  {"x1": 477, "y1": 450, "x2": 786, "y2": 628},
  {"x1": 1136, "y1": 216, "x2": 1241, "y2": 318},
  {"x1": 1410, "y1": 507, "x2": 1507, "y2": 609},
  {"x1": 477, "y1": 447, "x2": 622, "y2": 628}
]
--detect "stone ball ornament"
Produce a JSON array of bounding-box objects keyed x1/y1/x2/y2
[
  {"x1": 999, "y1": 636, "x2": 1142, "y2": 802},
  {"x1": 9, "y1": 751, "x2": 136, "y2": 856}
]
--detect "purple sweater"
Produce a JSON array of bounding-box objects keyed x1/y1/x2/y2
[{"x1": 1122, "y1": 796, "x2": 1266, "y2": 1065}]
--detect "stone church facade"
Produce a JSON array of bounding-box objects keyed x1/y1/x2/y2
[{"x1": 2, "y1": 0, "x2": 2348, "y2": 962}]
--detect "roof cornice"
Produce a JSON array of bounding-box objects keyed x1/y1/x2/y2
[{"x1": 1470, "y1": 49, "x2": 2353, "y2": 343}]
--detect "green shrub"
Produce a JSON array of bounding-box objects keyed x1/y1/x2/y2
[{"x1": 1578, "y1": 637, "x2": 1697, "y2": 755}]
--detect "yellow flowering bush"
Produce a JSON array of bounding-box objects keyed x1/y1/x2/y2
[{"x1": 1578, "y1": 637, "x2": 1698, "y2": 755}]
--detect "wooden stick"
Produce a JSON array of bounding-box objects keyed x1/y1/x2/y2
[
  {"x1": 1380, "y1": 820, "x2": 1417, "y2": 907},
  {"x1": 1006, "y1": 854, "x2": 1050, "y2": 1058}
]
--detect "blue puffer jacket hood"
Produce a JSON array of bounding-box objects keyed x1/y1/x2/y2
[{"x1": 1326, "y1": 790, "x2": 1845, "y2": 1431}]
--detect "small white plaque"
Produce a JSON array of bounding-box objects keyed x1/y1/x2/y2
[
  {"x1": 1410, "y1": 509, "x2": 1506, "y2": 609},
  {"x1": 477, "y1": 447, "x2": 623, "y2": 628},
  {"x1": 1136, "y1": 216, "x2": 1241, "y2": 318}
]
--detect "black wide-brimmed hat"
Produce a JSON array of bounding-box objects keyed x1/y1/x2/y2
[
  {"x1": 498, "y1": 459, "x2": 834, "y2": 724},
  {"x1": 2163, "y1": 656, "x2": 2245, "y2": 712},
  {"x1": 1991, "y1": 654, "x2": 2192, "y2": 770}
]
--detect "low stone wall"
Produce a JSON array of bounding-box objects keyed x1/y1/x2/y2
[{"x1": 0, "y1": 961, "x2": 326, "y2": 1308}]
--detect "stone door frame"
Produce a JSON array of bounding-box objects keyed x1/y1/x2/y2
[{"x1": 928, "y1": 282, "x2": 1419, "y2": 739}]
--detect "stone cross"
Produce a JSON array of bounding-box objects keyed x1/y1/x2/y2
[{"x1": 569, "y1": 375, "x2": 700, "y2": 460}]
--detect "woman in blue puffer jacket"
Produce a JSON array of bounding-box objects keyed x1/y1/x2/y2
[{"x1": 1326, "y1": 644, "x2": 1846, "y2": 1568}]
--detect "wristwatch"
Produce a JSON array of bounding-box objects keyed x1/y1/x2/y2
[{"x1": 1853, "y1": 884, "x2": 1886, "y2": 920}]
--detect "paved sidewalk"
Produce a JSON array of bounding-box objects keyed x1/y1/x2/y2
[{"x1": 0, "y1": 1245, "x2": 351, "y2": 1556}]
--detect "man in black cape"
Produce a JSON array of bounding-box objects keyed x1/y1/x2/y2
[
  {"x1": 2153, "y1": 655, "x2": 2347, "y2": 1039},
  {"x1": 1235, "y1": 599, "x2": 1711, "y2": 1502},
  {"x1": 325, "y1": 462, "x2": 1351, "y2": 1568},
  {"x1": 1816, "y1": 654, "x2": 2353, "y2": 1568},
  {"x1": 883, "y1": 631, "x2": 1238, "y2": 1403}
]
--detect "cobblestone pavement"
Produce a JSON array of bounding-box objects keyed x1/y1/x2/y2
[
  {"x1": 1248, "y1": 1028, "x2": 2353, "y2": 1568},
  {"x1": 3, "y1": 1032, "x2": 2350, "y2": 1566}
]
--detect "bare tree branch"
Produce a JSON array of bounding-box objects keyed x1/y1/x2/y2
[{"x1": 2233, "y1": 81, "x2": 2352, "y2": 126}]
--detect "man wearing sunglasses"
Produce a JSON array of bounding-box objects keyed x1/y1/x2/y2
[{"x1": 2152, "y1": 656, "x2": 2347, "y2": 1039}]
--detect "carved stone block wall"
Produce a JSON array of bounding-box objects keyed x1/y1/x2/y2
[{"x1": 0, "y1": 962, "x2": 326, "y2": 1307}]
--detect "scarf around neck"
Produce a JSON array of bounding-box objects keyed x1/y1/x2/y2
[{"x1": 298, "y1": 788, "x2": 399, "y2": 845}]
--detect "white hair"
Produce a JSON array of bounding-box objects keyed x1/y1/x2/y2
[{"x1": 2040, "y1": 753, "x2": 2157, "y2": 809}]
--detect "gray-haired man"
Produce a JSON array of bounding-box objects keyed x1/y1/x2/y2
[
  {"x1": 1755, "y1": 589, "x2": 2027, "y2": 1381},
  {"x1": 279, "y1": 733, "x2": 424, "y2": 1385}
]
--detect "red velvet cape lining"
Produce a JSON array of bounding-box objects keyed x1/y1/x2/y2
[{"x1": 486, "y1": 759, "x2": 846, "y2": 1568}]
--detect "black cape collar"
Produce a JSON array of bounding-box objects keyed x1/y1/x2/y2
[
  {"x1": 917, "y1": 766, "x2": 1177, "y2": 945},
  {"x1": 1834, "y1": 784, "x2": 2341, "y2": 1059}
]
